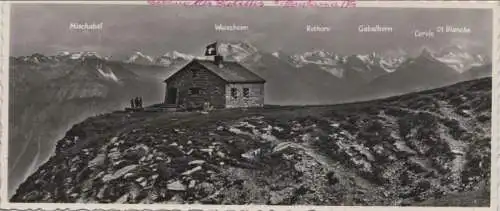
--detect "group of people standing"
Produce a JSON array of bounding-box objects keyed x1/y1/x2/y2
[{"x1": 130, "y1": 96, "x2": 143, "y2": 109}]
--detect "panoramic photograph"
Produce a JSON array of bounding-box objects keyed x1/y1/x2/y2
[{"x1": 6, "y1": 4, "x2": 492, "y2": 207}]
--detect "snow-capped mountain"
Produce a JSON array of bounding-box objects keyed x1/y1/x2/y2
[
  {"x1": 155, "y1": 51, "x2": 196, "y2": 66},
  {"x1": 126, "y1": 51, "x2": 154, "y2": 65},
  {"x1": 432, "y1": 44, "x2": 487, "y2": 73},
  {"x1": 218, "y1": 41, "x2": 259, "y2": 62},
  {"x1": 67, "y1": 51, "x2": 104, "y2": 60},
  {"x1": 278, "y1": 50, "x2": 345, "y2": 78},
  {"x1": 54, "y1": 51, "x2": 108, "y2": 62},
  {"x1": 347, "y1": 52, "x2": 406, "y2": 73},
  {"x1": 15, "y1": 51, "x2": 108, "y2": 64},
  {"x1": 284, "y1": 44, "x2": 487, "y2": 81},
  {"x1": 124, "y1": 51, "x2": 199, "y2": 66},
  {"x1": 163, "y1": 51, "x2": 195, "y2": 60},
  {"x1": 17, "y1": 53, "x2": 52, "y2": 64},
  {"x1": 125, "y1": 41, "x2": 261, "y2": 67},
  {"x1": 13, "y1": 52, "x2": 134, "y2": 86},
  {"x1": 94, "y1": 63, "x2": 120, "y2": 82},
  {"x1": 286, "y1": 50, "x2": 341, "y2": 68},
  {"x1": 56, "y1": 51, "x2": 70, "y2": 57},
  {"x1": 379, "y1": 57, "x2": 406, "y2": 73},
  {"x1": 272, "y1": 52, "x2": 280, "y2": 58},
  {"x1": 358, "y1": 48, "x2": 461, "y2": 99},
  {"x1": 284, "y1": 50, "x2": 406, "y2": 79}
]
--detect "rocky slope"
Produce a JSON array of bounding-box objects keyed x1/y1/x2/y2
[{"x1": 11, "y1": 77, "x2": 491, "y2": 206}]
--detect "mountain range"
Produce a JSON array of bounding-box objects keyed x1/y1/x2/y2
[
  {"x1": 121, "y1": 41, "x2": 490, "y2": 103},
  {"x1": 124, "y1": 41, "x2": 489, "y2": 80},
  {"x1": 8, "y1": 40, "x2": 491, "y2": 197}
]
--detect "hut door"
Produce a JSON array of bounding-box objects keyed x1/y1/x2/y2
[{"x1": 167, "y1": 88, "x2": 178, "y2": 104}]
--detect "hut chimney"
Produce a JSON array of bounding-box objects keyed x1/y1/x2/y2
[{"x1": 214, "y1": 55, "x2": 224, "y2": 67}]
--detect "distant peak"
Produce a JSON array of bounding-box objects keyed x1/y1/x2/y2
[
  {"x1": 419, "y1": 48, "x2": 435, "y2": 59},
  {"x1": 222, "y1": 40, "x2": 252, "y2": 46},
  {"x1": 67, "y1": 51, "x2": 104, "y2": 60},
  {"x1": 219, "y1": 40, "x2": 258, "y2": 52},
  {"x1": 162, "y1": 51, "x2": 195, "y2": 60},
  {"x1": 124, "y1": 51, "x2": 153, "y2": 64},
  {"x1": 30, "y1": 52, "x2": 45, "y2": 56},
  {"x1": 420, "y1": 47, "x2": 432, "y2": 55},
  {"x1": 56, "y1": 51, "x2": 70, "y2": 56}
]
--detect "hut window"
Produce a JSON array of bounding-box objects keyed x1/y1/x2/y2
[
  {"x1": 231, "y1": 88, "x2": 238, "y2": 99},
  {"x1": 243, "y1": 88, "x2": 250, "y2": 98},
  {"x1": 189, "y1": 87, "x2": 201, "y2": 95}
]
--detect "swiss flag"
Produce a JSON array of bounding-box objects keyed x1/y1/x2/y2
[{"x1": 204, "y1": 42, "x2": 218, "y2": 56}]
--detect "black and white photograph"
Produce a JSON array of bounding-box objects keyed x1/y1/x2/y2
[{"x1": 5, "y1": 2, "x2": 494, "y2": 207}]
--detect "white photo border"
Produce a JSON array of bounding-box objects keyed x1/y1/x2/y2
[{"x1": 0, "y1": 1, "x2": 498, "y2": 211}]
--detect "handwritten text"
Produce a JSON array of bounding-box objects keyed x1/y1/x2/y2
[{"x1": 147, "y1": 0, "x2": 356, "y2": 8}]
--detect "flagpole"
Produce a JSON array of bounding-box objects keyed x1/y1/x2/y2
[{"x1": 215, "y1": 39, "x2": 219, "y2": 57}]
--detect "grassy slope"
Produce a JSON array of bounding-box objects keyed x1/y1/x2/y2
[{"x1": 11, "y1": 77, "x2": 491, "y2": 206}]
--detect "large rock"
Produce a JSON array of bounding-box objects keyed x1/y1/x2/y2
[
  {"x1": 102, "y1": 165, "x2": 138, "y2": 182},
  {"x1": 167, "y1": 180, "x2": 186, "y2": 191},
  {"x1": 88, "y1": 153, "x2": 106, "y2": 168},
  {"x1": 269, "y1": 187, "x2": 295, "y2": 205}
]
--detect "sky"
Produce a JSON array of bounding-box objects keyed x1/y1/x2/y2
[{"x1": 10, "y1": 4, "x2": 493, "y2": 58}]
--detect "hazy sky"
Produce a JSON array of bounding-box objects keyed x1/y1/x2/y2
[{"x1": 10, "y1": 4, "x2": 492, "y2": 58}]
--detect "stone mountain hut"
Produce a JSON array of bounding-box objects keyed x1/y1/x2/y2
[{"x1": 163, "y1": 55, "x2": 266, "y2": 110}]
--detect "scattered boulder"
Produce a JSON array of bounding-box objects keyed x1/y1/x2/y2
[
  {"x1": 196, "y1": 182, "x2": 216, "y2": 195},
  {"x1": 88, "y1": 153, "x2": 106, "y2": 168},
  {"x1": 241, "y1": 148, "x2": 262, "y2": 161},
  {"x1": 269, "y1": 187, "x2": 295, "y2": 205},
  {"x1": 182, "y1": 166, "x2": 202, "y2": 176},
  {"x1": 167, "y1": 180, "x2": 186, "y2": 191},
  {"x1": 102, "y1": 165, "x2": 138, "y2": 182},
  {"x1": 188, "y1": 180, "x2": 197, "y2": 189},
  {"x1": 189, "y1": 160, "x2": 206, "y2": 166}
]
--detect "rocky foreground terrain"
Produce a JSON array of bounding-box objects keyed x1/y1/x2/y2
[{"x1": 11, "y1": 77, "x2": 491, "y2": 206}]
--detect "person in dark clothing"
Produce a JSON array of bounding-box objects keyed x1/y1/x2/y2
[
  {"x1": 139, "y1": 97, "x2": 143, "y2": 108},
  {"x1": 130, "y1": 98, "x2": 135, "y2": 109},
  {"x1": 134, "y1": 97, "x2": 140, "y2": 109}
]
